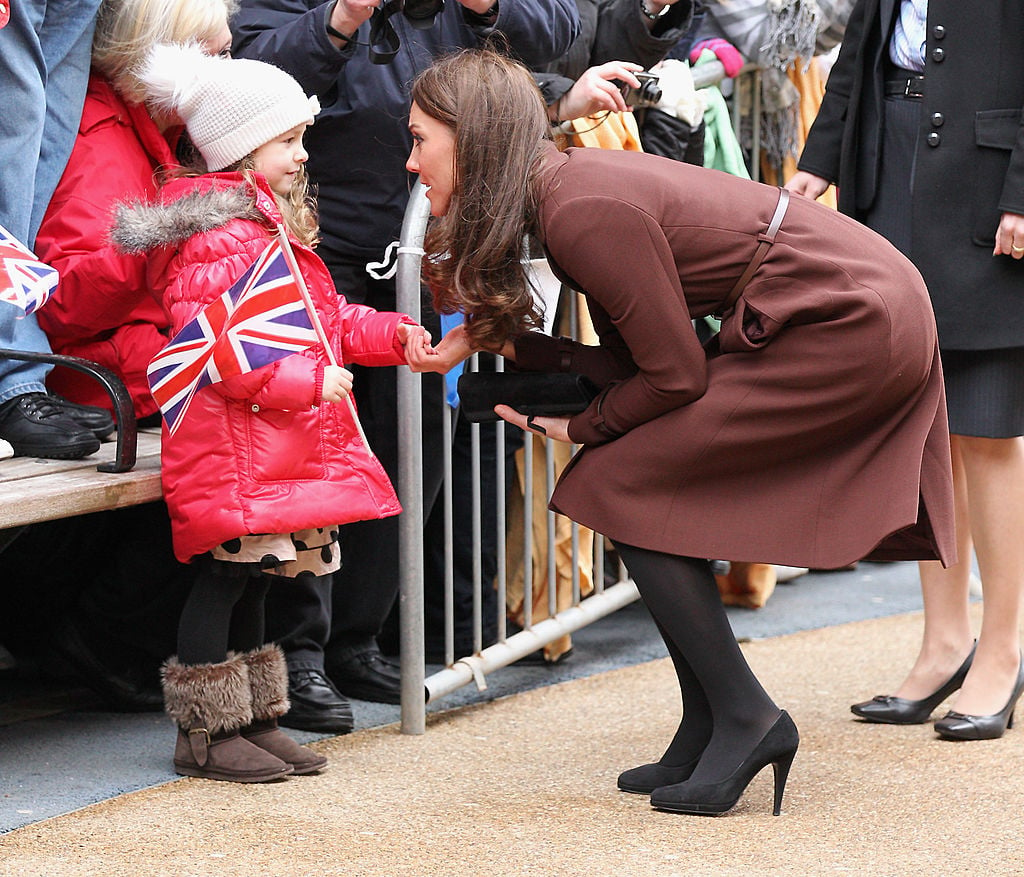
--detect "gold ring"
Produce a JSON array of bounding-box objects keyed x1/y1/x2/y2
[{"x1": 1014, "y1": 245, "x2": 1024, "y2": 253}]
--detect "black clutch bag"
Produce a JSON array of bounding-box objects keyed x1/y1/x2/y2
[{"x1": 457, "y1": 371, "x2": 600, "y2": 423}]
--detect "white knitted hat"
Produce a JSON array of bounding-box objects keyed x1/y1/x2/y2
[{"x1": 139, "y1": 43, "x2": 320, "y2": 172}]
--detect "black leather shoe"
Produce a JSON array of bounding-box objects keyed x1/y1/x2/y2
[
  {"x1": 0, "y1": 392, "x2": 100, "y2": 459},
  {"x1": 47, "y1": 395, "x2": 115, "y2": 439},
  {"x1": 934, "y1": 652, "x2": 1024, "y2": 741},
  {"x1": 280, "y1": 668, "x2": 354, "y2": 734},
  {"x1": 851, "y1": 641, "x2": 976, "y2": 725},
  {"x1": 51, "y1": 615, "x2": 164, "y2": 711},
  {"x1": 326, "y1": 646, "x2": 401, "y2": 704}
]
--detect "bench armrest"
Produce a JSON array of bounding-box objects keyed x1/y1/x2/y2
[{"x1": 0, "y1": 348, "x2": 137, "y2": 473}]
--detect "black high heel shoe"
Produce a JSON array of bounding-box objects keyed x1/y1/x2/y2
[
  {"x1": 649, "y1": 711, "x2": 799, "y2": 816},
  {"x1": 934, "y1": 652, "x2": 1024, "y2": 741},
  {"x1": 617, "y1": 756, "x2": 700, "y2": 795},
  {"x1": 850, "y1": 641, "x2": 976, "y2": 725}
]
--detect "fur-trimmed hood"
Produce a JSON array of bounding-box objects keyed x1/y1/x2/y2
[{"x1": 111, "y1": 176, "x2": 268, "y2": 253}]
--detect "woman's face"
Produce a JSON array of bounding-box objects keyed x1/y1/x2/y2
[{"x1": 406, "y1": 102, "x2": 457, "y2": 217}]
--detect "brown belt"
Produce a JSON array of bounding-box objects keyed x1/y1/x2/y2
[{"x1": 716, "y1": 187, "x2": 790, "y2": 317}]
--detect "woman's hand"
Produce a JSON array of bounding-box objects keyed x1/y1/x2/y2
[
  {"x1": 494, "y1": 405, "x2": 572, "y2": 443},
  {"x1": 551, "y1": 61, "x2": 645, "y2": 121},
  {"x1": 785, "y1": 170, "x2": 830, "y2": 201},
  {"x1": 321, "y1": 365, "x2": 354, "y2": 403},
  {"x1": 396, "y1": 322, "x2": 439, "y2": 372},
  {"x1": 994, "y1": 211, "x2": 1024, "y2": 259},
  {"x1": 427, "y1": 322, "x2": 477, "y2": 373}
]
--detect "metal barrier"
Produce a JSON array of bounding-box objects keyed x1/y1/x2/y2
[{"x1": 396, "y1": 64, "x2": 760, "y2": 733}]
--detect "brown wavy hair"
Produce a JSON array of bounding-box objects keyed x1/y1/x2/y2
[{"x1": 411, "y1": 48, "x2": 552, "y2": 350}]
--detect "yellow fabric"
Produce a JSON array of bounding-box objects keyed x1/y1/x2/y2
[
  {"x1": 552, "y1": 111, "x2": 643, "y2": 152},
  {"x1": 760, "y1": 57, "x2": 838, "y2": 210}
]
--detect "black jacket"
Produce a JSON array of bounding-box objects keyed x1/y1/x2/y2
[
  {"x1": 533, "y1": 0, "x2": 695, "y2": 105},
  {"x1": 798, "y1": 0, "x2": 1024, "y2": 349}
]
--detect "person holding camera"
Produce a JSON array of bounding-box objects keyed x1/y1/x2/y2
[
  {"x1": 533, "y1": 0, "x2": 696, "y2": 127},
  {"x1": 414, "y1": 48, "x2": 955, "y2": 815},
  {"x1": 228, "y1": 0, "x2": 579, "y2": 732}
]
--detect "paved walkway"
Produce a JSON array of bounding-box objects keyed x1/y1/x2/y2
[{"x1": 3, "y1": 602, "x2": 1021, "y2": 876}]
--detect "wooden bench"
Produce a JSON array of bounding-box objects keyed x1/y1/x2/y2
[
  {"x1": 0, "y1": 427, "x2": 162, "y2": 532},
  {"x1": 0, "y1": 348, "x2": 162, "y2": 545}
]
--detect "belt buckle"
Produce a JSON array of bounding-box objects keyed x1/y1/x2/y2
[{"x1": 904, "y1": 76, "x2": 923, "y2": 98}]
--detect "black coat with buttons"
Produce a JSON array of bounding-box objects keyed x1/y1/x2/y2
[{"x1": 798, "y1": 0, "x2": 1024, "y2": 350}]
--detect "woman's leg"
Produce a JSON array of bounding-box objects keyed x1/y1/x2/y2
[
  {"x1": 895, "y1": 438, "x2": 975, "y2": 700},
  {"x1": 616, "y1": 544, "x2": 781, "y2": 783},
  {"x1": 952, "y1": 434, "x2": 1024, "y2": 715},
  {"x1": 649, "y1": 616, "x2": 713, "y2": 765}
]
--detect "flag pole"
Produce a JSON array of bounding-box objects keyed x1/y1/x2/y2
[{"x1": 276, "y1": 225, "x2": 371, "y2": 450}]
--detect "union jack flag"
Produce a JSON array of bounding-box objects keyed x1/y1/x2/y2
[
  {"x1": 147, "y1": 239, "x2": 320, "y2": 436},
  {"x1": 0, "y1": 223, "x2": 59, "y2": 316}
]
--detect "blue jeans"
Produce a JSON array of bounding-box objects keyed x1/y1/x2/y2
[{"x1": 0, "y1": 0, "x2": 101, "y2": 403}]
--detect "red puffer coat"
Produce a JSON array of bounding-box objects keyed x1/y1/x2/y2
[
  {"x1": 113, "y1": 172, "x2": 413, "y2": 562},
  {"x1": 35, "y1": 73, "x2": 176, "y2": 419}
]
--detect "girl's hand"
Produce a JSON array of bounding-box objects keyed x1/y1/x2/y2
[
  {"x1": 494, "y1": 405, "x2": 572, "y2": 444},
  {"x1": 993, "y1": 211, "x2": 1024, "y2": 259},
  {"x1": 321, "y1": 365, "x2": 354, "y2": 403},
  {"x1": 397, "y1": 322, "x2": 440, "y2": 372},
  {"x1": 552, "y1": 61, "x2": 644, "y2": 121}
]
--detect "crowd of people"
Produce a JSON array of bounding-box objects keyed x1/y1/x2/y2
[{"x1": 1, "y1": 0, "x2": 1023, "y2": 816}]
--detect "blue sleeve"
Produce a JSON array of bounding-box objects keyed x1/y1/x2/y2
[
  {"x1": 231, "y1": 1, "x2": 355, "y2": 97},
  {"x1": 483, "y1": 0, "x2": 581, "y2": 68}
]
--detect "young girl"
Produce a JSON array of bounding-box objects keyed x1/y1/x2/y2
[{"x1": 114, "y1": 44, "x2": 438, "y2": 783}]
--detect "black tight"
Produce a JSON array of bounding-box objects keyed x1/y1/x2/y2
[
  {"x1": 177, "y1": 557, "x2": 270, "y2": 665},
  {"x1": 616, "y1": 543, "x2": 781, "y2": 782}
]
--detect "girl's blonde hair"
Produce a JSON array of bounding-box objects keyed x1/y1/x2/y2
[
  {"x1": 412, "y1": 48, "x2": 551, "y2": 350},
  {"x1": 93, "y1": 0, "x2": 238, "y2": 102}
]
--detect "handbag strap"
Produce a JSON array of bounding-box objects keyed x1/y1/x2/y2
[{"x1": 716, "y1": 187, "x2": 790, "y2": 318}]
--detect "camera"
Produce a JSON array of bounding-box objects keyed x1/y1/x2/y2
[
  {"x1": 620, "y1": 72, "x2": 662, "y2": 108},
  {"x1": 369, "y1": 0, "x2": 444, "y2": 63},
  {"x1": 397, "y1": 0, "x2": 445, "y2": 29}
]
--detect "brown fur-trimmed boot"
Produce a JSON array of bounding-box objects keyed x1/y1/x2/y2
[
  {"x1": 161, "y1": 653, "x2": 292, "y2": 783},
  {"x1": 240, "y1": 644, "x2": 328, "y2": 775}
]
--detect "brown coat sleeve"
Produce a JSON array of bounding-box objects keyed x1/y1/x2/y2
[{"x1": 540, "y1": 193, "x2": 709, "y2": 445}]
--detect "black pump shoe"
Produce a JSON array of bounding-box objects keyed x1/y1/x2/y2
[
  {"x1": 934, "y1": 653, "x2": 1024, "y2": 741},
  {"x1": 650, "y1": 711, "x2": 799, "y2": 817},
  {"x1": 850, "y1": 641, "x2": 976, "y2": 725},
  {"x1": 617, "y1": 757, "x2": 700, "y2": 795}
]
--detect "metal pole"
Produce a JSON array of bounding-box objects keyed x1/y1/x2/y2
[{"x1": 397, "y1": 181, "x2": 431, "y2": 734}]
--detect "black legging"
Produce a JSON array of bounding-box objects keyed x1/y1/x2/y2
[
  {"x1": 615, "y1": 543, "x2": 781, "y2": 782},
  {"x1": 177, "y1": 557, "x2": 271, "y2": 665}
]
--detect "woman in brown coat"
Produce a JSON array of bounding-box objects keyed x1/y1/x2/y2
[{"x1": 412, "y1": 49, "x2": 955, "y2": 817}]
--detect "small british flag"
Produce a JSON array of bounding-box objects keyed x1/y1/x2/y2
[
  {"x1": 0, "y1": 223, "x2": 59, "y2": 317},
  {"x1": 147, "y1": 238, "x2": 320, "y2": 435}
]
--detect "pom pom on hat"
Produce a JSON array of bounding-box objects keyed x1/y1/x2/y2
[{"x1": 138, "y1": 43, "x2": 320, "y2": 171}]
